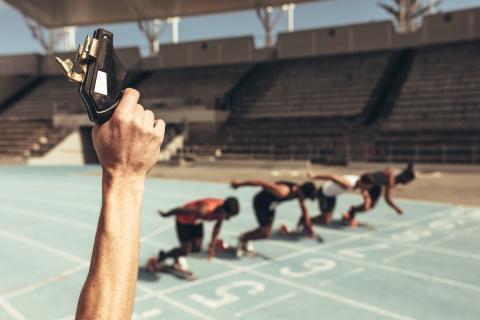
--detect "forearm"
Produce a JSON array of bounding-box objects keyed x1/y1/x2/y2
[
  {"x1": 300, "y1": 201, "x2": 311, "y2": 226},
  {"x1": 386, "y1": 198, "x2": 401, "y2": 212},
  {"x1": 349, "y1": 203, "x2": 368, "y2": 214},
  {"x1": 235, "y1": 180, "x2": 263, "y2": 188},
  {"x1": 210, "y1": 225, "x2": 221, "y2": 246},
  {"x1": 311, "y1": 174, "x2": 330, "y2": 180},
  {"x1": 76, "y1": 174, "x2": 145, "y2": 320}
]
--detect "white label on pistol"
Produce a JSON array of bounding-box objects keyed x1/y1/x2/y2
[{"x1": 94, "y1": 70, "x2": 108, "y2": 96}]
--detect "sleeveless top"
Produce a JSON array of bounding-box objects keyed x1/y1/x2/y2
[
  {"x1": 255, "y1": 180, "x2": 299, "y2": 212},
  {"x1": 371, "y1": 171, "x2": 389, "y2": 187},
  {"x1": 176, "y1": 198, "x2": 224, "y2": 225}
]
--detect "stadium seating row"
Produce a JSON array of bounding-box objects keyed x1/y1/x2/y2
[{"x1": 0, "y1": 39, "x2": 479, "y2": 164}]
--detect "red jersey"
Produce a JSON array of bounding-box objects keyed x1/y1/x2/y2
[{"x1": 176, "y1": 198, "x2": 224, "y2": 225}]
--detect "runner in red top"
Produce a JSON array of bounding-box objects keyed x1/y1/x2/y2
[{"x1": 149, "y1": 197, "x2": 240, "y2": 272}]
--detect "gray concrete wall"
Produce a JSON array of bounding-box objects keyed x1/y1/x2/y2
[
  {"x1": 277, "y1": 7, "x2": 480, "y2": 59},
  {"x1": 0, "y1": 54, "x2": 41, "y2": 75},
  {"x1": 144, "y1": 36, "x2": 255, "y2": 70},
  {"x1": 54, "y1": 107, "x2": 229, "y2": 127},
  {"x1": 41, "y1": 47, "x2": 141, "y2": 75},
  {"x1": 423, "y1": 8, "x2": 480, "y2": 44}
]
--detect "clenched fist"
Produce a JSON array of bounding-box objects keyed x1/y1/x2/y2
[{"x1": 92, "y1": 88, "x2": 165, "y2": 179}]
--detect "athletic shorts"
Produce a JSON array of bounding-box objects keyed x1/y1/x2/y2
[
  {"x1": 318, "y1": 188, "x2": 336, "y2": 214},
  {"x1": 368, "y1": 185, "x2": 382, "y2": 207},
  {"x1": 176, "y1": 220, "x2": 204, "y2": 243},
  {"x1": 253, "y1": 192, "x2": 276, "y2": 227}
]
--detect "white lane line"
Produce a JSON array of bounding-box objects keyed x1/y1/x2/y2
[
  {"x1": 3, "y1": 264, "x2": 87, "y2": 300},
  {"x1": 318, "y1": 268, "x2": 364, "y2": 287},
  {"x1": 149, "y1": 235, "x2": 365, "y2": 297},
  {"x1": 374, "y1": 236, "x2": 480, "y2": 261},
  {"x1": 0, "y1": 205, "x2": 95, "y2": 230},
  {"x1": 132, "y1": 308, "x2": 163, "y2": 319},
  {"x1": 428, "y1": 235, "x2": 457, "y2": 247},
  {"x1": 0, "y1": 224, "x2": 214, "y2": 320},
  {"x1": 159, "y1": 268, "x2": 242, "y2": 295},
  {"x1": 137, "y1": 284, "x2": 216, "y2": 320},
  {"x1": 0, "y1": 297, "x2": 27, "y2": 320},
  {"x1": 233, "y1": 291, "x2": 297, "y2": 318},
  {"x1": 135, "y1": 293, "x2": 154, "y2": 303},
  {"x1": 259, "y1": 232, "x2": 480, "y2": 294},
  {"x1": 465, "y1": 225, "x2": 480, "y2": 235},
  {"x1": 0, "y1": 183, "x2": 187, "y2": 221},
  {"x1": 53, "y1": 316, "x2": 74, "y2": 320},
  {"x1": 247, "y1": 268, "x2": 415, "y2": 320},
  {"x1": 210, "y1": 258, "x2": 415, "y2": 320},
  {"x1": 321, "y1": 251, "x2": 480, "y2": 294},
  {"x1": 142, "y1": 308, "x2": 162, "y2": 317},
  {"x1": 0, "y1": 230, "x2": 88, "y2": 265},
  {"x1": 382, "y1": 250, "x2": 416, "y2": 264},
  {"x1": 270, "y1": 236, "x2": 480, "y2": 293},
  {"x1": 141, "y1": 222, "x2": 174, "y2": 241},
  {"x1": 310, "y1": 211, "x2": 480, "y2": 262}
]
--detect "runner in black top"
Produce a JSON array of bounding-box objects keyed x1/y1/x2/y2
[
  {"x1": 344, "y1": 163, "x2": 416, "y2": 227},
  {"x1": 231, "y1": 179, "x2": 317, "y2": 254}
]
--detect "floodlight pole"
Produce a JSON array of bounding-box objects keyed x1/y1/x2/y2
[
  {"x1": 23, "y1": 15, "x2": 73, "y2": 55},
  {"x1": 256, "y1": 6, "x2": 285, "y2": 47},
  {"x1": 138, "y1": 19, "x2": 168, "y2": 56},
  {"x1": 168, "y1": 17, "x2": 181, "y2": 44},
  {"x1": 428, "y1": 0, "x2": 439, "y2": 14},
  {"x1": 378, "y1": 0, "x2": 440, "y2": 33}
]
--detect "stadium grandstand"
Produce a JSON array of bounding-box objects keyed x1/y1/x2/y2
[
  {"x1": 0, "y1": 1, "x2": 479, "y2": 165},
  {"x1": 1, "y1": 1, "x2": 480, "y2": 320}
]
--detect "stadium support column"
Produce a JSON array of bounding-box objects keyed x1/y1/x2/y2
[
  {"x1": 282, "y1": 3, "x2": 296, "y2": 33},
  {"x1": 23, "y1": 16, "x2": 76, "y2": 55},
  {"x1": 168, "y1": 17, "x2": 181, "y2": 44},
  {"x1": 256, "y1": 6, "x2": 285, "y2": 47},
  {"x1": 138, "y1": 19, "x2": 168, "y2": 56},
  {"x1": 428, "y1": 0, "x2": 439, "y2": 14},
  {"x1": 61, "y1": 27, "x2": 77, "y2": 52}
]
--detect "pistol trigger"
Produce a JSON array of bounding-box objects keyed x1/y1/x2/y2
[{"x1": 55, "y1": 57, "x2": 84, "y2": 83}]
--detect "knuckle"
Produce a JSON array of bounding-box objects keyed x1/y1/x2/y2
[
  {"x1": 124, "y1": 88, "x2": 140, "y2": 99},
  {"x1": 156, "y1": 119, "x2": 166, "y2": 129},
  {"x1": 145, "y1": 110, "x2": 154, "y2": 118}
]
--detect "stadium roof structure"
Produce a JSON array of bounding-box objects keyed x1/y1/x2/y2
[{"x1": 5, "y1": 0, "x2": 321, "y2": 27}]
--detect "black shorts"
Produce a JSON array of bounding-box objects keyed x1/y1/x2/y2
[
  {"x1": 318, "y1": 188, "x2": 336, "y2": 214},
  {"x1": 253, "y1": 192, "x2": 276, "y2": 227},
  {"x1": 369, "y1": 185, "x2": 382, "y2": 207},
  {"x1": 176, "y1": 220, "x2": 204, "y2": 243}
]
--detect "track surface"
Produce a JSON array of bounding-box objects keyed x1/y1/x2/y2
[{"x1": 0, "y1": 166, "x2": 479, "y2": 320}]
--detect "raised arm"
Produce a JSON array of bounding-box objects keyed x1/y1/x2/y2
[
  {"x1": 231, "y1": 179, "x2": 289, "y2": 198},
  {"x1": 307, "y1": 172, "x2": 352, "y2": 189},
  {"x1": 159, "y1": 207, "x2": 203, "y2": 218},
  {"x1": 75, "y1": 89, "x2": 165, "y2": 320}
]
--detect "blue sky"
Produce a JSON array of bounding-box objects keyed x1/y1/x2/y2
[{"x1": 0, "y1": 0, "x2": 479, "y2": 55}]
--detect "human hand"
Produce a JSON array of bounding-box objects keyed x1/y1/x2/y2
[
  {"x1": 92, "y1": 89, "x2": 165, "y2": 180},
  {"x1": 231, "y1": 180, "x2": 240, "y2": 189}
]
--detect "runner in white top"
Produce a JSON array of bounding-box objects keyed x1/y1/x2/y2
[
  {"x1": 306, "y1": 171, "x2": 374, "y2": 226},
  {"x1": 322, "y1": 175, "x2": 359, "y2": 197}
]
